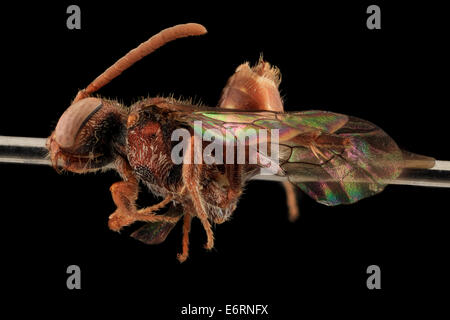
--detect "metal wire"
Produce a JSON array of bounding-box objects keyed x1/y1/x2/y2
[{"x1": 1, "y1": 135, "x2": 449, "y2": 188}]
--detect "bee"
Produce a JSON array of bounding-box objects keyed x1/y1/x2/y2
[{"x1": 47, "y1": 23, "x2": 434, "y2": 262}]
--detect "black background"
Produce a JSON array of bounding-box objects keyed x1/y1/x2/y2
[{"x1": 1, "y1": 1, "x2": 449, "y2": 317}]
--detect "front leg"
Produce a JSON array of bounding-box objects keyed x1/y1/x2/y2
[
  {"x1": 109, "y1": 188, "x2": 178, "y2": 231},
  {"x1": 108, "y1": 182, "x2": 138, "y2": 231},
  {"x1": 108, "y1": 157, "x2": 139, "y2": 231},
  {"x1": 108, "y1": 157, "x2": 177, "y2": 232}
]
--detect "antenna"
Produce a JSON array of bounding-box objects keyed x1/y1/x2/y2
[{"x1": 73, "y1": 23, "x2": 207, "y2": 102}]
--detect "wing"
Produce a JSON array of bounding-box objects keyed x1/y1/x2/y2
[
  {"x1": 282, "y1": 115, "x2": 404, "y2": 205},
  {"x1": 174, "y1": 109, "x2": 348, "y2": 143},
  {"x1": 173, "y1": 109, "x2": 408, "y2": 205}
]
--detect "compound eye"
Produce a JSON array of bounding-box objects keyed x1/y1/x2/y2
[{"x1": 54, "y1": 97, "x2": 103, "y2": 149}]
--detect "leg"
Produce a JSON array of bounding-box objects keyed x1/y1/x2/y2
[
  {"x1": 182, "y1": 136, "x2": 215, "y2": 250},
  {"x1": 130, "y1": 204, "x2": 184, "y2": 245},
  {"x1": 282, "y1": 181, "x2": 299, "y2": 222},
  {"x1": 134, "y1": 195, "x2": 179, "y2": 223},
  {"x1": 310, "y1": 133, "x2": 349, "y2": 162},
  {"x1": 137, "y1": 194, "x2": 173, "y2": 215},
  {"x1": 177, "y1": 212, "x2": 192, "y2": 263},
  {"x1": 310, "y1": 143, "x2": 327, "y2": 162},
  {"x1": 108, "y1": 157, "x2": 178, "y2": 231},
  {"x1": 225, "y1": 164, "x2": 243, "y2": 206},
  {"x1": 109, "y1": 192, "x2": 178, "y2": 231},
  {"x1": 108, "y1": 157, "x2": 139, "y2": 231}
]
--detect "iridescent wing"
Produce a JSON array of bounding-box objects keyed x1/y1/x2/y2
[
  {"x1": 282, "y1": 115, "x2": 404, "y2": 205},
  {"x1": 174, "y1": 109, "x2": 413, "y2": 205}
]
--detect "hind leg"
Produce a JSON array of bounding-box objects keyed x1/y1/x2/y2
[{"x1": 282, "y1": 181, "x2": 299, "y2": 222}]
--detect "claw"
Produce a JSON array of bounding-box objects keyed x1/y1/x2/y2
[
  {"x1": 204, "y1": 238, "x2": 215, "y2": 251},
  {"x1": 108, "y1": 211, "x2": 135, "y2": 232},
  {"x1": 177, "y1": 253, "x2": 189, "y2": 263}
]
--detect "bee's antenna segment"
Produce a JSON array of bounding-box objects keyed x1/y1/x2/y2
[{"x1": 73, "y1": 23, "x2": 207, "y2": 102}]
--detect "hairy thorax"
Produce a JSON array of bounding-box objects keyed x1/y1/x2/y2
[{"x1": 126, "y1": 98, "x2": 242, "y2": 223}]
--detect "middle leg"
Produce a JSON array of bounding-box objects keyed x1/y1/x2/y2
[
  {"x1": 182, "y1": 136, "x2": 215, "y2": 250},
  {"x1": 177, "y1": 212, "x2": 192, "y2": 263}
]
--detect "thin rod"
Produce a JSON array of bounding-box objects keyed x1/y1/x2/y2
[{"x1": 1, "y1": 136, "x2": 449, "y2": 188}]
